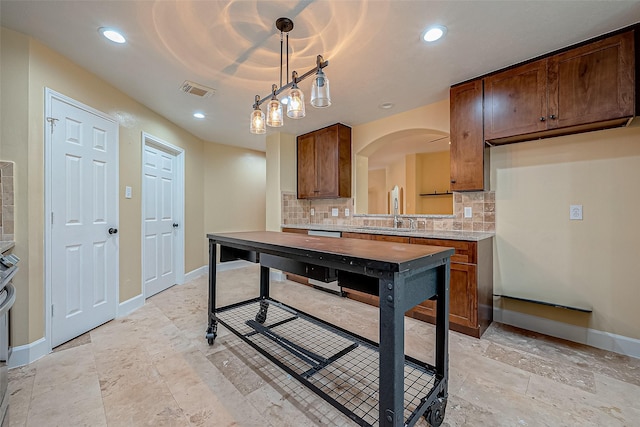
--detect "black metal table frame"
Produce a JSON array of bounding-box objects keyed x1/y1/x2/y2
[{"x1": 205, "y1": 234, "x2": 452, "y2": 427}]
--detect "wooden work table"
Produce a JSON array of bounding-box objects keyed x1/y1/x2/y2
[{"x1": 206, "y1": 231, "x2": 453, "y2": 426}]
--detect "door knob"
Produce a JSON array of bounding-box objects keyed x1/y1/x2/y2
[
  {"x1": 172, "y1": 223, "x2": 179, "y2": 228},
  {"x1": 108, "y1": 228, "x2": 118, "y2": 235}
]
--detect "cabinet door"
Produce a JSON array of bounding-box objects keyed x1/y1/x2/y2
[
  {"x1": 484, "y1": 59, "x2": 548, "y2": 141},
  {"x1": 314, "y1": 126, "x2": 339, "y2": 197},
  {"x1": 450, "y1": 80, "x2": 485, "y2": 191},
  {"x1": 409, "y1": 263, "x2": 477, "y2": 328},
  {"x1": 548, "y1": 31, "x2": 635, "y2": 129},
  {"x1": 449, "y1": 263, "x2": 477, "y2": 328},
  {"x1": 297, "y1": 133, "x2": 316, "y2": 199}
]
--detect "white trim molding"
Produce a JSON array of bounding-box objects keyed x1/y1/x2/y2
[
  {"x1": 185, "y1": 265, "x2": 208, "y2": 282},
  {"x1": 117, "y1": 293, "x2": 144, "y2": 318},
  {"x1": 494, "y1": 307, "x2": 640, "y2": 359},
  {"x1": 9, "y1": 337, "x2": 49, "y2": 369}
]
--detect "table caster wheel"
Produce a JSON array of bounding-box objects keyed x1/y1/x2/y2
[
  {"x1": 205, "y1": 324, "x2": 217, "y2": 345},
  {"x1": 255, "y1": 300, "x2": 269, "y2": 324},
  {"x1": 425, "y1": 397, "x2": 446, "y2": 426}
]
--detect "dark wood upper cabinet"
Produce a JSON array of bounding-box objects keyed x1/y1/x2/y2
[
  {"x1": 484, "y1": 59, "x2": 548, "y2": 141},
  {"x1": 548, "y1": 32, "x2": 635, "y2": 129},
  {"x1": 450, "y1": 80, "x2": 486, "y2": 191},
  {"x1": 297, "y1": 123, "x2": 351, "y2": 199},
  {"x1": 484, "y1": 31, "x2": 635, "y2": 144}
]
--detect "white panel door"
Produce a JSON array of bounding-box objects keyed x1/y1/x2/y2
[
  {"x1": 50, "y1": 96, "x2": 118, "y2": 347},
  {"x1": 143, "y1": 144, "x2": 177, "y2": 297}
]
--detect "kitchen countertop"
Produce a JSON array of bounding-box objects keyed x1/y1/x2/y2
[
  {"x1": 281, "y1": 224, "x2": 494, "y2": 242},
  {"x1": 0, "y1": 241, "x2": 15, "y2": 253}
]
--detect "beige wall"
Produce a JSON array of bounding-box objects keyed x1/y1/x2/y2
[
  {"x1": 491, "y1": 123, "x2": 640, "y2": 340},
  {"x1": 1, "y1": 28, "x2": 266, "y2": 347},
  {"x1": 265, "y1": 132, "x2": 295, "y2": 231},
  {"x1": 416, "y1": 151, "x2": 453, "y2": 215},
  {"x1": 367, "y1": 168, "x2": 387, "y2": 214},
  {"x1": 203, "y1": 143, "x2": 266, "y2": 238}
]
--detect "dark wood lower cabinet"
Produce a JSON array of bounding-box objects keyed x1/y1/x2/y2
[{"x1": 283, "y1": 228, "x2": 494, "y2": 338}]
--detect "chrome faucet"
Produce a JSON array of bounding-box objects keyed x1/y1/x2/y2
[{"x1": 394, "y1": 214, "x2": 403, "y2": 228}]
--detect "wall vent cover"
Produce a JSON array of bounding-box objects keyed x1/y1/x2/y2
[{"x1": 179, "y1": 80, "x2": 215, "y2": 98}]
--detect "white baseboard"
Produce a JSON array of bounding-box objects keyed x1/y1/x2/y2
[
  {"x1": 9, "y1": 337, "x2": 49, "y2": 369},
  {"x1": 494, "y1": 307, "x2": 640, "y2": 359},
  {"x1": 217, "y1": 260, "x2": 253, "y2": 272},
  {"x1": 185, "y1": 265, "x2": 208, "y2": 282},
  {"x1": 117, "y1": 293, "x2": 144, "y2": 318},
  {"x1": 270, "y1": 270, "x2": 286, "y2": 282}
]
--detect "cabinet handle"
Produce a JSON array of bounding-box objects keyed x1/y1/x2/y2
[
  {"x1": 539, "y1": 116, "x2": 546, "y2": 122},
  {"x1": 549, "y1": 114, "x2": 557, "y2": 119}
]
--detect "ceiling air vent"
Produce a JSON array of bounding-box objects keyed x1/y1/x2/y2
[{"x1": 179, "y1": 80, "x2": 215, "y2": 98}]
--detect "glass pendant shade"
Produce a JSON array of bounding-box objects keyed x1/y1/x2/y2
[
  {"x1": 310, "y1": 69, "x2": 331, "y2": 108},
  {"x1": 266, "y1": 98, "x2": 284, "y2": 127},
  {"x1": 287, "y1": 85, "x2": 306, "y2": 119},
  {"x1": 249, "y1": 108, "x2": 266, "y2": 134}
]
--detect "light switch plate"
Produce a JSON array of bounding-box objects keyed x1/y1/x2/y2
[
  {"x1": 570, "y1": 204, "x2": 583, "y2": 220},
  {"x1": 310, "y1": 208, "x2": 315, "y2": 216},
  {"x1": 125, "y1": 186, "x2": 132, "y2": 199},
  {"x1": 345, "y1": 208, "x2": 350, "y2": 217},
  {"x1": 331, "y1": 208, "x2": 339, "y2": 217},
  {"x1": 464, "y1": 207, "x2": 472, "y2": 218}
]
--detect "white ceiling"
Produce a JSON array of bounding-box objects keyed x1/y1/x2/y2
[{"x1": 2, "y1": 1, "x2": 639, "y2": 154}]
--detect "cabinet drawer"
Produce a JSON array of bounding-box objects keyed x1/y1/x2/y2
[
  {"x1": 282, "y1": 227, "x2": 309, "y2": 234},
  {"x1": 371, "y1": 234, "x2": 410, "y2": 244},
  {"x1": 342, "y1": 232, "x2": 371, "y2": 240},
  {"x1": 410, "y1": 237, "x2": 477, "y2": 264}
]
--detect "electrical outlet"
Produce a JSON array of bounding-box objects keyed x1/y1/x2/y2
[
  {"x1": 125, "y1": 186, "x2": 132, "y2": 199},
  {"x1": 464, "y1": 207, "x2": 472, "y2": 218},
  {"x1": 345, "y1": 208, "x2": 350, "y2": 217},
  {"x1": 310, "y1": 208, "x2": 315, "y2": 216},
  {"x1": 570, "y1": 204, "x2": 583, "y2": 220},
  {"x1": 331, "y1": 208, "x2": 339, "y2": 217}
]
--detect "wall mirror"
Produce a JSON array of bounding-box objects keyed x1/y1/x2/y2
[{"x1": 356, "y1": 129, "x2": 452, "y2": 215}]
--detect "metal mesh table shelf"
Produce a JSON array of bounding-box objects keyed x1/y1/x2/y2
[{"x1": 216, "y1": 298, "x2": 439, "y2": 426}]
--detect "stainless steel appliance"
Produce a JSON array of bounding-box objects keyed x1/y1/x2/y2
[
  {"x1": 0, "y1": 253, "x2": 19, "y2": 427},
  {"x1": 307, "y1": 230, "x2": 342, "y2": 294}
]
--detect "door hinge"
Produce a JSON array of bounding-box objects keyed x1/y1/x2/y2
[{"x1": 46, "y1": 117, "x2": 59, "y2": 134}]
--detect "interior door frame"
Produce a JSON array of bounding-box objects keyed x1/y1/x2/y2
[
  {"x1": 44, "y1": 88, "x2": 120, "y2": 352},
  {"x1": 141, "y1": 132, "x2": 185, "y2": 298}
]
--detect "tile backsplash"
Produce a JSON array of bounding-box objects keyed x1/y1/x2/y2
[
  {"x1": 0, "y1": 162, "x2": 15, "y2": 241},
  {"x1": 282, "y1": 190, "x2": 495, "y2": 232}
]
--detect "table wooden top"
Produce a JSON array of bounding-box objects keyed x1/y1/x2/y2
[{"x1": 207, "y1": 231, "x2": 453, "y2": 274}]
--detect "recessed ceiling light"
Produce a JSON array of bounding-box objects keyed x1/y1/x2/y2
[
  {"x1": 193, "y1": 112, "x2": 205, "y2": 119},
  {"x1": 379, "y1": 102, "x2": 394, "y2": 110},
  {"x1": 422, "y1": 25, "x2": 447, "y2": 43},
  {"x1": 99, "y1": 27, "x2": 126, "y2": 44}
]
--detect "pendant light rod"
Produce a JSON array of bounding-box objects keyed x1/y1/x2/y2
[{"x1": 252, "y1": 55, "x2": 329, "y2": 109}]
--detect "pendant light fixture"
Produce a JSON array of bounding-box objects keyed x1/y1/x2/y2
[
  {"x1": 249, "y1": 17, "x2": 331, "y2": 133},
  {"x1": 287, "y1": 72, "x2": 305, "y2": 119},
  {"x1": 266, "y1": 84, "x2": 284, "y2": 127},
  {"x1": 250, "y1": 96, "x2": 266, "y2": 134}
]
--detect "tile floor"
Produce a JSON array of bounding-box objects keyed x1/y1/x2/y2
[{"x1": 9, "y1": 264, "x2": 640, "y2": 426}]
